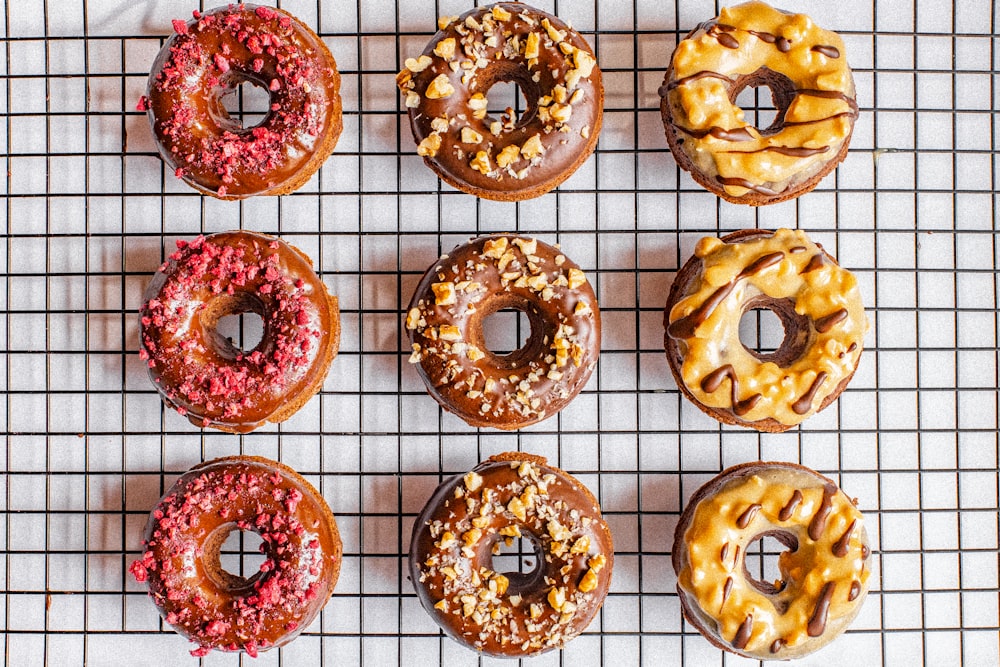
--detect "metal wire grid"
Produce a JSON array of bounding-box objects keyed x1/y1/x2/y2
[{"x1": 0, "y1": 0, "x2": 998, "y2": 664}]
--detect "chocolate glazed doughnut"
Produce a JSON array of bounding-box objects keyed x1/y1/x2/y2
[
  {"x1": 139, "y1": 5, "x2": 342, "y2": 198},
  {"x1": 397, "y1": 3, "x2": 602, "y2": 201},
  {"x1": 673, "y1": 462, "x2": 871, "y2": 659},
  {"x1": 659, "y1": 1, "x2": 858, "y2": 205},
  {"x1": 405, "y1": 235, "x2": 600, "y2": 429},
  {"x1": 139, "y1": 231, "x2": 339, "y2": 433},
  {"x1": 410, "y1": 452, "x2": 614, "y2": 657},
  {"x1": 129, "y1": 456, "x2": 342, "y2": 657},
  {"x1": 664, "y1": 229, "x2": 866, "y2": 432}
]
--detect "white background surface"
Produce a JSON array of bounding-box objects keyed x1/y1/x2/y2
[{"x1": 0, "y1": 0, "x2": 998, "y2": 665}]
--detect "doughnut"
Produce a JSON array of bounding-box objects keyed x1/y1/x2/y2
[
  {"x1": 396, "y1": 3, "x2": 603, "y2": 201},
  {"x1": 673, "y1": 462, "x2": 871, "y2": 659},
  {"x1": 139, "y1": 231, "x2": 339, "y2": 433},
  {"x1": 405, "y1": 234, "x2": 600, "y2": 429},
  {"x1": 129, "y1": 456, "x2": 342, "y2": 657},
  {"x1": 410, "y1": 452, "x2": 614, "y2": 657},
  {"x1": 664, "y1": 228, "x2": 866, "y2": 432},
  {"x1": 659, "y1": 1, "x2": 858, "y2": 205},
  {"x1": 138, "y1": 4, "x2": 342, "y2": 199}
]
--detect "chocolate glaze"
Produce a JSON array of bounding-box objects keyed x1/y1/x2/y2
[
  {"x1": 409, "y1": 453, "x2": 614, "y2": 657},
  {"x1": 406, "y1": 235, "x2": 600, "y2": 430},
  {"x1": 398, "y1": 3, "x2": 602, "y2": 201},
  {"x1": 807, "y1": 582, "x2": 836, "y2": 636},
  {"x1": 139, "y1": 231, "x2": 340, "y2": 433},
  {"x1": 129, "y1": 456, "x2": 341, "y2": 657},
  {"x1": 143, "y1": 5, "x2": 342, "y2": 199},
  {"x1": 779, "y1": 489, "x2": 803, "y2": 521},
  {"x1": 792, "y1": 372, "x2": 828, "y2": 415},
  {"x1": 808, "y1": 484, "x2": 838, "y2": 541}
]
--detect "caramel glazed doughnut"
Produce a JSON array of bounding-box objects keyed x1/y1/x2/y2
[
  {"x1": 139, "y1": 231, "x2": 340, "y2": 433},
  {"x1": 129, "y1": 456, "x2": 343, "y2": 657},
  {"x1": 659, "y1": 1, "x2": 858, "y2": 205},
  {"x1": 410, "y1": 453, "x2": 614, "y2": 657},
  {"x1": 138, "y1": 4, "x2": 342, "y2": 199},
  {"x1": 405, "y1": 235, "x2": 600, "y2": 429},
  {"x1": 673, "y1": 462, "x2": 871, "y2": 659},
  {"x1": 664, "y1": 229, "x2": 866, "y2": 432},
  {"x1": 396, "y1": 3, "x2": 603, "y2": 201}
]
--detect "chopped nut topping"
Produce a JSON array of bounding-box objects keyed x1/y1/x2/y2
[
  {"x1": 464, "y1": 471, "x2": 483, "y2": 492},
  {"x1": 547, "y1": 519, "x2": 572, "y2": 542},
  {"x1": 434, "y1": 598, "x2": 449, "y2": 611},
  {"x1": 490, "y1": 120, "x2": 503, "y2": 136},
  {"x1": 521, "y1": 134, "x2": 544, "y2": 160},
  {"x1": 573, "y1": 48, "x2": 597, "y2": 78},
  {"x1": 553, "y1": 85, "x2": 568, "y2": 104},
  {"x1": 570, "y1": 88, "x2": 585, "y2": 105},
  {"x1": 499, "y1": 525, "x2": 522, "y2": 538},
  {"x1": 405, "y1": 307, "x2": 421, "y2": 330},
  {"x1": 467, "y1": 345, "x2": 485, "y2": 361},
  {"x1": 482, "y1": 237, "x2": 509, "y2": 259},
  {"x1": 550, "y1": 103, "x2": 572, "y2": 124},
  {"x1": 524, "y1": 32, "x2": 541, "y2": 60},
  {"x1": 438, "y1": 15, "x2": 458, "y2": 30},
  {"x1": 588, "y1": 554, "x2": 607, "y2": 572},
  {"x1": 575, "y1": 300, "x2": 591, "y2": 315},
  {"x1": 581, "y1": 125, "x2": 591, "y2": 139},
  {"x1": 496, "y1": 145, "x2": 521, "y2": 169},
  {"x1": 507, "y1": 495, "x2": 527, "y2": 521},
  {"x1": 405, "y1": 91, "x2": 421, "y2": 108},
  {"x1": 567, "y1": 267, "x2": 586, "y2": 289},
  {"x1": 529, "y1": 603, "x2": 544, "y2": 620},
  {"x1": 513, "y1": 238, "x2": 537, "y2": 256},
  {"x1": 425, "y1": 73, "x2": 456, "y2": 99},
  {"x1": 547, "y1": 586, "x2": 567, "y2": 611},
  {"x1": 461, "y1": 127, "x2": 484, "y2": 144},
  {"x1": 491, "y1": 5, "x2": 512, "y2": 21},
  {"x1": 571, "y1": 536, "x2": 591, "y2": 554},
  {"x1": 433, "y1": 37, "x2": 456, "y2": 59},
  {"x1": 430, "y1": 116, "x2": 450, "y2": 133},
  {"x1": 417, "y1": 132, "x2": 442, "y2": 157},
  {"x1": 437, "y1": 531, "x2": 457, "y2": 549},
  {"x1": 578, "y1": 568, "x2": 599, "y2": 593},
  {"x1": 439, "y1": 324, "x2": 461, "y2": 341},
  {"x1": 541, "y1": 18, "x2": 565, "y2": 43},
  {"x1": 470, "y1": 150, "x2": 492, "y2": 174},
  {"x1": 404, "y1": 55, "x2": 433, "y2": 72},
  {"x1": 462, "y1": 528, "x2": 483, "y2": 547},
  {"x1": 432, "y1": 281, "x2": 456, "y2": 305}
]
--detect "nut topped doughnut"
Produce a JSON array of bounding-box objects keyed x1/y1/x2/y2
[
  {"x1": 659, "y1": 1, "x2": 857, "y2": 205},
  {"x1": 405, "y1": 235, "x2": 600, "y2": 429},
  {"x1": 138, "y1": 4, "x2": 342, "y2": 198},
  {"x1": 129, "y1": 456, "x2": 342, "y2": 657},
  {"x1": 139, "y1": 231, "x2": 339, "y2": 433},
  {"x1": 396, "y1": 3, "x2": 603, "y2": 201},
  {"x1": 664, "y1": 229, "x2": 866, "y2": 432},
  {"x1": 673, "y1": 462, "x2": 871, "y2": 659},
  {"x1": 410, "y1": 452, "x2": 614, "y2": 657}
]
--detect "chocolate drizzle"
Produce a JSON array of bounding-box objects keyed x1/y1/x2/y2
[
  {"x1": 807, "y1": 582, "x2": 836, "y2": 636},
  {"x1": 680, "y1": 125, "x2": 756, "y2": 141},
  {"x1": 717, "y1": 33, "x2": 740, "y2": 49},
  {"x1": 715, "y1": 176, "x2": 780, "y2": 196},
  {"x1": 833, "y1": 519, "x2": 857, "y2": 557},
  {"x1": 720, "y1": 542, "x2": 730, "y2": 562},
  {"x1": 776, "y1": 37, "x2": 792, "y2": 52},
  {"x1": 792, "y1": 372, "x2": 828, "y2": 415},
  {"x1": 700, "y1": 365, "x2": 762, "y2": 416},
  {"x1": 812, "y1": 44, "x2": 841, "y2": 59},
  {"x1": 779, "y1": 489, "x2": 803, "y2": 521},
  {"x1": 664, "y1": 70, "x2": 732, "y2": 93},
  {"x1": 733, "y1": 614, "x2": 754, "y2": 649},
  {"x1": 723, "y1": 145, "x2": 831, "y2": 158},
  {"x1": 801, "y1": 253, "x2": 828, "y2": 273},
  {"x1": 736, "y1": 503, "x2": 762, "y2": 528},
  {"x1": 669, "y1": 250, "x2": 783, "y2": 342},
  {"x1": 722, "y1": 576, "x2": 733, "y2": 607},
  {"x1": 808, "y1": 484, "x2": 837, "y2": 540},
  {"x1": 815, "y1": 308, "x2": 848, "y2": 333},
  {"x1": 861, "y1": 543, "x2": 871, "y2": 560},
  {"x1": 770, "y1": 638, "x2": 786, "y2": 653},
  {"x1": 783, "y1": 111, "x2": 858, "y2": 127},
  {"x1": 848, "y1": 580, "x2": 862, "y2": 601}
]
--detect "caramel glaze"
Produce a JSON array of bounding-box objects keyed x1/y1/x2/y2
[
  {"x1": 129, "y1": 456, "x2": 342, "y2": 657},
  {"x1": 409, "y1": 453, "x2": 614, "y2": 657},
  {"x1": 664, "y1": 229, "x2": 866, "y2": 433},
  {"x1": 672, "y1": 462, "x2": 871, "y2": 660},
  {"x1": 139, "y1": 231, "x2": 339, "y2": 433},
  {"x1": 658, "y1": 2, "x2": 858, "y2": 205},
  {"x1": 140, "y1": 5, "x2": 342, "y2": 199},
  {"x1": 396, "y1": 3, "x2": 602, "y2": 201},
  {"x1": 406, "y1": 235, "x2": 599, "y2": 430}
]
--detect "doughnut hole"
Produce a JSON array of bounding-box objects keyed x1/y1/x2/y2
[
  {"x1": 729, "y1": 69, "x2": 797, "y2": 137},
  {"x1": 204, "y1": 524, "x2": 269, "y2": 592},
  {"x1": 201, "y1": 293, "x2": 268, "y2": 360},
  {"x1": 469, "y1": 294, "x2": 549, "y2": 372},
  {"x1": 489, "y1": 532, "x2": 545, "y2": 594},
  {"x1": 738, "y1": 295, "x2": 809, "y2": 366},
  {"x1": 742, "y1": 531, "x2": 799, "y2": 604},
  {"x1": 477, "y1": 60, "x2": 540, "y2": 129},
  {"x1": 215, "y1": 75, "x2": 272, "y2": 131},
  {"x1": 481, "y1": 308, "x2": 530, "y2": 356}
]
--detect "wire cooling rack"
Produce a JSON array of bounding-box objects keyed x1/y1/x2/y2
[{"x1": 1, "y1": 0, "x2": 998, "y2": 665}]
